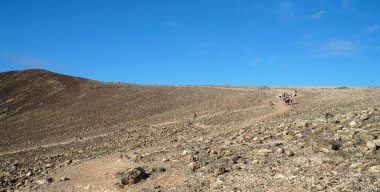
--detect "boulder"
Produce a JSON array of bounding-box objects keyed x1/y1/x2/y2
[{"x1": 115, "y1": 167, "x2": 149, "y2": 186}]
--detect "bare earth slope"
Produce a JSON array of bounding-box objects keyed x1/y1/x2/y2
[{"x1": 1, "y1": 70, "x2": 380, "y2": 191}]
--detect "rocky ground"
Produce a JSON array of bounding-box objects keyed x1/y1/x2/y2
[{"x1": 1, "y1": 70, "x2": 380, "y2": 191}]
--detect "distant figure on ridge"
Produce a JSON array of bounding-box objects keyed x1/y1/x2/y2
[{"x1": 279, "y1": 91, "x2": 294, "y2": 105}]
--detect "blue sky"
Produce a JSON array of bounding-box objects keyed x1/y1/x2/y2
[{"x1": 0, "y1": 0, "x2": 379, "y2": 86}]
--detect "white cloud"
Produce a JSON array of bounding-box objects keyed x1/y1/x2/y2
[
  {"x1": 315, "y1": 39, "x2": 355, "y2": 57},
  {"x1": 310, "y1": 10, "x2": 325, "y2": 20},
  {"x1": 365, "y1": 24, "x2": 379, "y2": 34}
]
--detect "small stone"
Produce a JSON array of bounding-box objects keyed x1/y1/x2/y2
[
  {"x1": 368, "y1": 165, "x2": 380, "y2": 173},
  {"x1": 295, "y1": 133, "x2": 303, "y2": 138},
  {"x1": 210, "y1": 178, "x2": 224, "y2": 190},
  {"x1": 293, "y1": 119, "x2": 309, "y2": 128},
  {"x1": 335, "y1": 125, "x2": 343, "y2": 130},
  {"x1": 325, "y1": 112, "x2": 334, "y2": 119},
  {"x1": 59, "y1": 176, "x2": 70, "y2": 181},
  {"x1": 255, "y1": 149, "x2": 272, "y2": 156},
  {"x1": 350, "y1": 121, "x2": 357, "y2": 127},
  {"x1": 330, "y1": 143, "x2": 340, "y2": 151},
  {"x1": 159, "y1": 167, "x2": 167, "y2": 172},
  {"x1": 44, "y1": 164, "x2": 52, "y2": 168},
  {"x1": 15, "y1": 182, "x2": 23, "y2": 188},
  {"x1": 337, "y1": 162, "x2": 349, "y2": 168},
  {"x1": 182, "y1": 150, "x2": 192, "y2": 156},
  {"x1": 83, "y1": 185, "x2": 92, "y2": 190},
  {"x1": 373, "y1": 139, "x2": 380, "y2": 147},
  {"x1": 188, "y1": 162, "x2": 199, "y2": 172},
  {"x1": 213, "y1": 166, "x2": 227, "y2": 176},
  {"x1": 46, "y1": 177, "x2": 54, "y2": 183},
  {"x1": 32, "y1": 177, "x2": 52, "y2": 185},
  {"x1": 276, "y1": 148, "x2": 284, "y2": 154},
  {"x1": 360, "y1": 114, "x2": 370, "y2": 121},
  {"x1": 316, "y1": 184, "x2": 326, "y2": 191},
  {"x1": 367, "y1": 141, "x2": 377, "y2": 151},
  {"x1": 350, "y1": 163, "x2": 367, "y2": 171},
  {"x1": 25, "y1": 171, "x2": 32, "y2": 177},
  {"x1": 187, "y1": 155, "x2": 197, "y2": 162},
  {"x1": 131, "y1": 153, "x2": 142, "y2": 162},
  {"x1": 285, "y1": 150, "x2": 295, "y2": 156},
  {"x1": 162, "y1": 157, "x2": 169, "y2": 162}
]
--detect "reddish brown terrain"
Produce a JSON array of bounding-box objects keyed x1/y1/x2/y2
[{"x1": 1, "y1": 69, "x2": 380, "y2": 191}]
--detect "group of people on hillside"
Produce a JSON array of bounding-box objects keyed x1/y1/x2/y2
[{"x1": 279, "y1": 90, "x2": 297, "y2": 105}]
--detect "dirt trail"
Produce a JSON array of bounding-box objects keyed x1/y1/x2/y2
[
  {"x1": 152, "y1": 88, "x2": 302, "y2": 132},
  {"x1": 1, "y1": 87, "x2": 300, "y2": 158},
  {"x1": 41, "y1": 88, "x2": 302, "y2": 191},
  {"x1": 178, "y1": 85, "x2": 260, "y2": 92}
]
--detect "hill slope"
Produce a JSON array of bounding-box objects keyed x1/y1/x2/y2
[
  {"x1": 1, "y1": 70, "x2": 380, "y2": 191},
  {"x1": 0, "y1": 69, "x2": 276, "y2": 154}
]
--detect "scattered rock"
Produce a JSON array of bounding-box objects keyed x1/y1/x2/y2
[
  {"x1": 59, "y1": 176, "x2": 69, "y2": 181},
  {"x1": 115, "y1": 167, "x2": 149, "y2": 186}
]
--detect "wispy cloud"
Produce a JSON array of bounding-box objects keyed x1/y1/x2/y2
[
  {"x1": 341, "y1": 0, "x2": 355, "y2": 11},
  {"x1": 238, "y1": 3, "x2": 265, "y2": 13},
  {"x1": 277, "y1": 1, "x2": 294, "y2": 18},
  {"x1": 199, "y1": 42, "x2": 214, "y2": 48},
  {"x1": 365, "y1": 24, "x2": 379, "y2": 34},
  {"x1": 314, "y1": 39, "x2": 355, "y2": 57},
  {"x1": 252, "y1": 55, "x2": 262, "y2": 66},
  {"x1": 3, "y1": 54, "x2": 54, "y2": 68},
  {"x1": 310, "y1": 10, "x2": 325, "y2": 20},
  {"x1": 161, "y1": 20, "x2": 179, "y2": 27}
]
